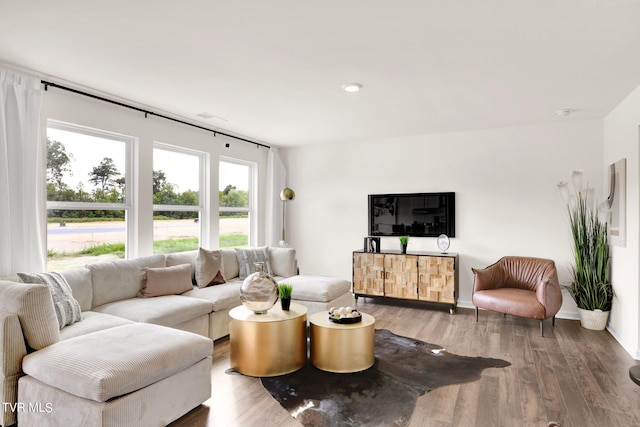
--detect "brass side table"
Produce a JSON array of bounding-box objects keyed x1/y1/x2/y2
[
  {"x1": 308, "y1": 311, "x2": 375, "y2": 373},
  {"x1": 229, "y1": 303, "x2": 307, "y2": 377}
]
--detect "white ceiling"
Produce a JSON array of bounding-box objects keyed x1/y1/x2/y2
[{"x1": 1, "y1": 1, "x2": 640, "y2": 148}]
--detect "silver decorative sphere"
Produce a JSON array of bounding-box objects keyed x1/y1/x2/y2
[{"x1": 240, "y1": 265, "x2": 278, "y2": 314}]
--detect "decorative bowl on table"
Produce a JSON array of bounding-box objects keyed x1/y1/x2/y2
[{"x1": 328, "y1": 306, "x2": 362, "y2": 324}]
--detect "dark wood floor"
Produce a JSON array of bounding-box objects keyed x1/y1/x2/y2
[{"x1": 170, "y1": 300, "x2": 640, "y2": 427}]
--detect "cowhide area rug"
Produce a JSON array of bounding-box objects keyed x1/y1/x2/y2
[{"x1": 260, "y1": 329, "x2": 510, "y2": 427}]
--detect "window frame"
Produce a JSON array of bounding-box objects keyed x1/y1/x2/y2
[
  {"x1": 152, "y1": 142, "x2": 208, "y2": 251},
  {"x1": 45, "y1": 119, "x2": 136, "y2": 259},
  {"x1": 219, "y1": 156, "x2": 257, "y2": 247}
]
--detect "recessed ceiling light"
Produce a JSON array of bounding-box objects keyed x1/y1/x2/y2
[
  {"x1": 342, "y1": 83, "x2": 363, "y2": 93},
  {"x1": 556, "y1": 109, "x2": 573, "y2": 117}
]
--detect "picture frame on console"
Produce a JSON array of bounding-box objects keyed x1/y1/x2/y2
[{"x1": 363, "y1": 237, "x2": 381, "y2": 253}]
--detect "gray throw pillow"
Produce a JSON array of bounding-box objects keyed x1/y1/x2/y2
[
  {"x1": 18, "y1": 272, "x2": 83, "y2": 329},
  {"x1": 234, "y1": 246, "x2": 273, "y2": 280}
]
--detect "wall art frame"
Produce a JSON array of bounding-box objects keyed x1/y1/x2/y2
[{"x1": 607, "y1": 158, "x2": 626, "y2": 247}]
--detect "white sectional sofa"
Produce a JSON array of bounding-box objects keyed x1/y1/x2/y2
[{"x1": 0, "y1": 246, "x2": 353, "y2": 427}]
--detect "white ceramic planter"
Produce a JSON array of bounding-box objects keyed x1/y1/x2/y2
[{"x1": 577, "y1": 308, "x2": 610, "y2": 331}]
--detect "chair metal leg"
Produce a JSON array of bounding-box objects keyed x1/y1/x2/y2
[
  {"x1": 475, "y1": 306, "x2": 478, "y2": 322},
  {"x1": 540, "y1": 320, "x2": 544, "y2": 336},
  {"x1": 552, "y1": 315, "x2": 556, "y2": 327}
]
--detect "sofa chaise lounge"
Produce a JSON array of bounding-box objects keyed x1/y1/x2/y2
[{"x1": 0, "y1": 246, "x2": 353, "y2": 426}]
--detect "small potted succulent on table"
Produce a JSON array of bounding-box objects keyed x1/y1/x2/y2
[{"x1": 278, "y1": 283, "x2": 293, "y2": 311}]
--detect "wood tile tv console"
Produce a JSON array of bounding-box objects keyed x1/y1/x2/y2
[{"x1": 352, "y1": 250, "x2": 459, "y2": 314}]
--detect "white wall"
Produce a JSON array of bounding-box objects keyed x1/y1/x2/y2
[
  {"x1": 604, "y1": 84, "x2": 640, "y2": 359},
  {"x1": 42, "y1": 88, "x2": 270, "y2": 255},
  {"x1": 282, "y1": 119, "x2": 604, "y2": 319}
]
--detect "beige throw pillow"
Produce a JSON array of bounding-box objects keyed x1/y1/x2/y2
[
  {"x1": 195, "y1": 248, "x2": 226, "y2": 288},
  {"x1": 138, "y1": 264, "x2": 193, "y2": 298}
]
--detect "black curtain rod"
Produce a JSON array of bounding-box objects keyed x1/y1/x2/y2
[{"x1": 40, "y1": 80, "x2": 270, "y2": 149}]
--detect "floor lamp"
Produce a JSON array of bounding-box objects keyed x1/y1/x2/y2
[{"x1": 279, "y1": 187, "x2": 295, "y2": 247}]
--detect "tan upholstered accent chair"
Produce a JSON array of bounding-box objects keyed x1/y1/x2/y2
[{"x1": 472, "y1": 256, "x2": 562, "y2": 336}]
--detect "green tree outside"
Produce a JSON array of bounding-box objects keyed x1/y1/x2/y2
[
  {"x1": 219, "y1": 185, "x2": 248, "y2": 208},
  {"x1": 88, "y1": 157, "x2": 121, "y2": 192},
  {"x1": 46, "y1": 137, "x2": 73, "y2": 189}
]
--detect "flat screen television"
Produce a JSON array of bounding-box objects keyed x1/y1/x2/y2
[{"x1": 368, "y1": 192, "x2": 455, "y2": 237}]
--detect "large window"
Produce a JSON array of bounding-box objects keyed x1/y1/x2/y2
[
  {"x1": 219, "y1": 158, "x2": 255, "y2": 248},
  {"x1": 153, "y1": 144, "x2": 205, "y2": 254},
  {"x1": 46, "y1": 120, "x2": 133, "y2": 270}
]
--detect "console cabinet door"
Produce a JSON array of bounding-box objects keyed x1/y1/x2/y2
[
  {"x1": 384, "y1": 254, "x2": 418, "y2": 299},
  {"x1": 353, "y1": 253, "x2": 385, "y2": 296},
  {"x1": 417, "y1": 256, "x2": 456, "y2": 303}
]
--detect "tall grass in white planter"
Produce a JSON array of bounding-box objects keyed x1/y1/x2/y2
[{"x1": 558, "y1": 171, "x2": 612, "y2": 330}]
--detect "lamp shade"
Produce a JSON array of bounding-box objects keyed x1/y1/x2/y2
[{"x1": 280, "y1": 187, "x2": 295, "y2": 201}]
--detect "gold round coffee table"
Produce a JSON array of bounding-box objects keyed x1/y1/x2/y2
[
  {"x1": 308, "y1": 311, "x2": 375, "y2": 373},
  {"x1": 229, "y1": 303, "x2": 307, "y2": 377}
]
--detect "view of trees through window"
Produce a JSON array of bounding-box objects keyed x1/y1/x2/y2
[
  {"x1": 47, "y1": 138, "x2": 126, "y2": 206},
  {"x1": 219, "y1": 160, "x2": 252, "y2": 248},
  {"x1": 152, "y1": 146, "x2": 202, "y2": 254},
  {"x1": 45, "y1": 122, "x2": 255, "y2": 270},
  {"x1": 46, "y1": 123, "x2": 130, "y2": 270}
]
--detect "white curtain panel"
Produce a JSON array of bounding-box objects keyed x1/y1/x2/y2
[
  {"x1": 0, "y1": 68, "x2": 46, "y2": 275},
  {"x1": 265, "y1": 147, "x2": 287, "y2": 247}
]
